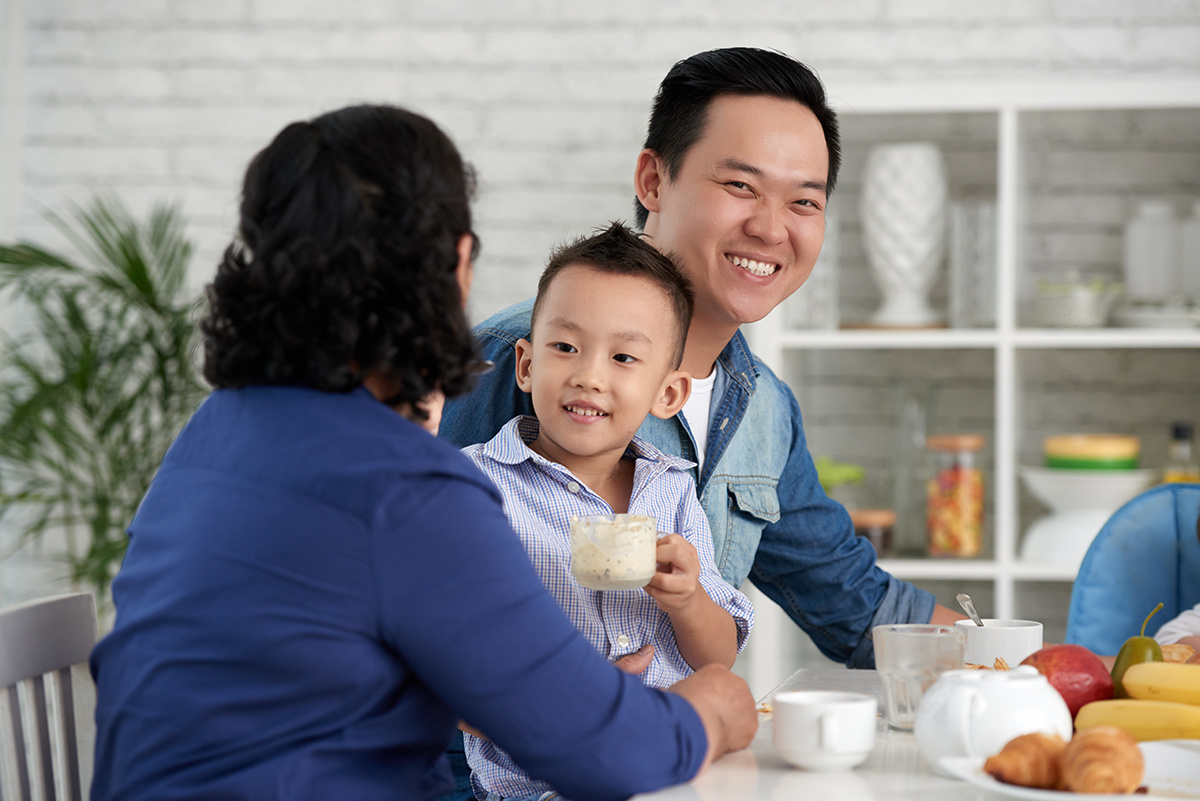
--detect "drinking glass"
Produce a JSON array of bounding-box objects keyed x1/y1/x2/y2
[
  {"x1": 873, "y1": 623, "x2": 964, "y2": 731},
  {"x1": 568, "y1": 514, "x2": 657, "y2": 590}
]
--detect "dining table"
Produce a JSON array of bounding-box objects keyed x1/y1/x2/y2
[{"x1": 632, "y1": 667, "x2": 995, "y2": 801}]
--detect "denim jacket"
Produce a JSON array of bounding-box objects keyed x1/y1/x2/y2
[{"x1": 441, "y1": 299, "x2": 935, "y2": 668}]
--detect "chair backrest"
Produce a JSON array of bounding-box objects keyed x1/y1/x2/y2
[
  {"x1": 0, "y1": 592, "x2": 97, "y2": 801},
  {"x1": 1066, "y1": 483, "x2": 1200, "y2": 655}
]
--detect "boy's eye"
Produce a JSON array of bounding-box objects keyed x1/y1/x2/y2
[
  {"x1": 552, "y1": 342, "x2": 577, "y2": 354},
  {"x1": 613, "y1": 353, "x2": 636, "y2": 364}
]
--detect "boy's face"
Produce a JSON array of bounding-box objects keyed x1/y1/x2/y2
[
  {"x1": 515, "y1": 264, "x2": 689, "y2": 474},
  {"x1": 637, "y1": 93, "x2": 829, "y2": 334}
]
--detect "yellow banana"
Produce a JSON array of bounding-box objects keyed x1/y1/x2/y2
[
  {"x1": 1075, "y1": 699, "x2": 1200, "y2": 741},
  {"x1": 1122, "y1": 661, "x2": 1200, "y2": 706}
]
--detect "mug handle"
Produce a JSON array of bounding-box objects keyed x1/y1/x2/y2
[{"x1": 819, "y1": 711, "x2": 839, "y2": 749}]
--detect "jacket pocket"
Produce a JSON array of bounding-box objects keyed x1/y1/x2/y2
[{"x1": 714, "y1": 480, "x2": 780, "y2": 586}]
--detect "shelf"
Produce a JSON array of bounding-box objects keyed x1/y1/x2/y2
[
  {"x1": 1012, "y1": 329, "x2": 1200, "y2": 349},
  {"x1": 878, "y1": 559, "x2": 1082, "y2": 583},
  {"x1": 763, "y1": 326, "x2": 1200, "y2": 351}
]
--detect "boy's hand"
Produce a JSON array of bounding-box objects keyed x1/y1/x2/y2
[{"x1": 645, "y1": 534, "x2": 701, "y2": 615}]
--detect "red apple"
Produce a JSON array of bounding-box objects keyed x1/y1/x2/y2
[{"x1": 1021, "y1": 644, "x2": 1114, "y2": 719}]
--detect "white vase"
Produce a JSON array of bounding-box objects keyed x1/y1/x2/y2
[{"x1": 860, "y1": 143, "x2": 948, "y2": 327}]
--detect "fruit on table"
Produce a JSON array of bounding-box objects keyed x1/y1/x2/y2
[
  {"x1": 1121, "y1": 661, "x2": 1200, "y2": 706},
  {"x1": 1075, "y1": 698, "x2": 1200, "y2": 741},
  {"x1": 1111, "y1": 602, "x2": 1164, "y2": 698},
  {"x1": 1021, "y1": 644, "x2": 1114, "y2": 719}
]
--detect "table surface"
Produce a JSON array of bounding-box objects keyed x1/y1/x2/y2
[{"x1": 632, "y1": 667, "x2": 993, "y2": 801}]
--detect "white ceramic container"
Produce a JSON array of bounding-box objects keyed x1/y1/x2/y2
[{"x1": 913, "y1": 665, "x2": 1072, "y2": 777}]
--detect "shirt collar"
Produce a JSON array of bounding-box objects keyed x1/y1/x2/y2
[
  {"x1": 481, "y1": 415, "x2": 695, "y2": 472},
  {"x1": 717, "y1": 328, "x2": 759, "y2": 394}
]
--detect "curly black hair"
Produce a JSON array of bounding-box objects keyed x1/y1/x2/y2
[{"x1": 201, "y1": 104, "x2": 478, "y2": 417}]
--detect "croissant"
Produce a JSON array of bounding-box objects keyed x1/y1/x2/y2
[
  {"x1": 1061, "y1": 725, "x2": 1144, "y2": 794},
  {"x1": 1161, "y1": 643, "x2": 1196, "y2": 664},
  {"x1": 984, "y1": 731, "x2": 1067, "y2": 790}
]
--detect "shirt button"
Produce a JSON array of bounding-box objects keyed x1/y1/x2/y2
[
  {"x1": 616, "y1": 634, "x2": 631, "y2": 648},
  {"x1": 566, "y1": 481, "x2": 581, "y2": 494}
]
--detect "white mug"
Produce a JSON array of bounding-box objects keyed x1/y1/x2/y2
[
  {"x1": 772, "y1": 691, "x2": 877, "y2": 772},
  {"x1": 953, "y1": 618, "x2": 1043, "y2": 668}
]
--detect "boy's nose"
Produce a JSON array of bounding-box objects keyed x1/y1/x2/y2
[{"x1": 570, "y1": 355, "x2": 607, "y2": 390}]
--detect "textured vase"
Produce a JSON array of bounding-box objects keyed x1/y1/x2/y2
[{"x1": 860, "y1": 143, "x2": 948, "y2": 327}]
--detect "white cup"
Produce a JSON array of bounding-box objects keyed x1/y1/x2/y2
[
  {"x1": 953, "y1": 618, "x2": 1043, "y2": 669},
  {"x1": 772, "y1": 691, "x2": 877, "y2": 772}
]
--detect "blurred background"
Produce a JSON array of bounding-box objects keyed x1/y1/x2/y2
[{"x1": 2, "y1": 1, "x2": 1200, "y2": 697}]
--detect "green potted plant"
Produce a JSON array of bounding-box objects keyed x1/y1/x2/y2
[{"x1": 0, "y1": 196, "x2": 207, "y2": 596}]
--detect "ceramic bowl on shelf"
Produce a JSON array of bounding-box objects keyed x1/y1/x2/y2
[
  {"x1": 1019, "y1": 466, "x2": 1157, "y2": 567},
  {"x1": 1019, "y1": 466, "x2": 1156, "y2": 513}
]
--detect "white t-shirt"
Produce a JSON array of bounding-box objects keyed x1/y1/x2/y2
[
  {"x1": 1155, "y1": 602, "x2": 1200, "y2": 645},
  {"x1": 680, "y1": 368, "x2": 717, "y2": 470}
]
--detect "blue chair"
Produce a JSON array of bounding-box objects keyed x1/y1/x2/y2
[{"x1": 1066, "y1": 483, "x2": 1200, "y2": 655}]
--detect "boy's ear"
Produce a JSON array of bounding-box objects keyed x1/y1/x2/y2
[
  {"x1": 650, "y1": 370, "x2": 691, "y2": 420},
  {"x1": 514, "y1": 338, "x2": 534, "y2": 394},
  {"x1": 634, "y1": 149, "x2": 665, "y2": 214}
]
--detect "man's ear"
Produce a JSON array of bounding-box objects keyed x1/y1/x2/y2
[
  {"x1": 634, "y1": 149, "x2": 666, "y2": 215},
  {"x1": 514, "y1": 338, "x2": 534, "y2": 394},
  {"x1": 650, "y1": 370, "x2": 691, "y2": 420}
]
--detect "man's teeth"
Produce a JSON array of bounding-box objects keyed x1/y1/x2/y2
[
  {"x1": 567, "y1": 405, "x2": 606, "y2": 417},
  {"x1": 730, "y1": 255, "x2": 776, "y2": 277}
]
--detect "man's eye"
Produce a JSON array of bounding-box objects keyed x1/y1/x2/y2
[
  {"x1": 552, "y1": 342, "x2": 577, "y2": 353},
  {"x1": 613, "y1": 353, "x2": 636, "y2": 364},
  {"x1": 727, "y1": 181, "x2": 749, "y2": 191}
]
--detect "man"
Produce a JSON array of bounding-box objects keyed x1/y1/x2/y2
[{"x1": 442, "y1": 47, "x2": 963, "y2": 670}]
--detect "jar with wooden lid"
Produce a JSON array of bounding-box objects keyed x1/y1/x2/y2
[
  {"x1": 849, "y1": 508, "x2": 896, "y2": 558},
  {"x1": 926, "y1": 434, "x2": 985, "y2": 558}
]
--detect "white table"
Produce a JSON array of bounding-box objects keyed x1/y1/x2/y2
[{"x1": 632, "y1": 668, "x2": 991, "y2": 800}]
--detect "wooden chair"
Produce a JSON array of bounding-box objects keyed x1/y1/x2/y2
[{"x1": 0, "y1": 592, "x2": 97, "y2": 801}]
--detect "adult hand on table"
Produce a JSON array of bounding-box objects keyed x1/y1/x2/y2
[{"x1": 668, "y1": 664, "x2": 757, "y2": 770}]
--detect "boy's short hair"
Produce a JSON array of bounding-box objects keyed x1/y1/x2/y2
[{"x1": 532, "y1": 222, "x2": 694, "y2": 368}]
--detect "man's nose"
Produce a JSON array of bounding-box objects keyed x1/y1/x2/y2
[{"x1": 744, "y1": 200, "x2": 786, "y2": 244}]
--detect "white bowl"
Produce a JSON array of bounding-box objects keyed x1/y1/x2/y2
[{"x1": 1019, "y1": 466, "x2": 1157, "y2": 513}]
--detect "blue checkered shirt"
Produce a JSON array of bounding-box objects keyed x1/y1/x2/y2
[{"x1": 461, "y1": 416, "x2": 754, "y2": 799}]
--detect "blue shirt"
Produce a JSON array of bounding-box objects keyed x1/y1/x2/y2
[
  {"x1": 89, "y1": 386, "x2": 708, "y2": 801},
  {"x1": 441, "y1": 300, "x2": 936, "y2": 668},
  {"x1": 463, "y1": 417, "x2": 754, "y2": 798}
]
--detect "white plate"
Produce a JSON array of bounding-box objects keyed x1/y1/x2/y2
[{"x1": 940, "y1": 740, "x2": 1200, "y2": 799}]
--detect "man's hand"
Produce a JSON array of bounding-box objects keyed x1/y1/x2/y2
[
  {"x1": 668, "y1": 664, "x2": 757, "y2": 769},
  {"x1": 645, "y1": 534, "x2": 702, "y2": 615}
]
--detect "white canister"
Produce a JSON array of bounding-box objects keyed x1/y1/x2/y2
[
  {"x1": 1180, "y1": 200, "x2": 1200, "y2": 297},
  {"x1": 1123, "y1": 199, "x2": 1179, "y2": 300},
  {"x1": 913, "y1": 666, "x2": 1072, "y2": 777}
]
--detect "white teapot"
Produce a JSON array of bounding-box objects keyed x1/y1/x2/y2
[{"x1": 913, "y1": 665, "x2": 1072, "y2": 776}]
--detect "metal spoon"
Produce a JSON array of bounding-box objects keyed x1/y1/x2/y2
[{"x1": 956, "y1": 593, "x2": 985, "y2": 626}]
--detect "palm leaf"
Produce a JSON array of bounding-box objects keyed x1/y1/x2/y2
[{"x1": 0, "y1": 196, "x2": 207, "y2": 594}]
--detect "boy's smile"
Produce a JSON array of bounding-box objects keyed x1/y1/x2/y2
[{"x1": 515, "y1": 264, "x2": 690, "y2": 483}]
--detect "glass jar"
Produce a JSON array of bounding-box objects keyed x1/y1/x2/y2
[
  {"x1": 925, "y1": 434, "x2": 985, "y2": 558},
  {"x1": 849, "y1": 508, "x2": 896, "y2": 558}
]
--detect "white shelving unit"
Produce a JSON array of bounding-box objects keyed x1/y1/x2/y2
[{"x1": 737, "y1": 79, "x2": 1200, "y2": 695}]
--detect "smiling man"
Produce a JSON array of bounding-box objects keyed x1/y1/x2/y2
[{"x1": 442, "y1": 48, "x2": 962, "y2": 673}]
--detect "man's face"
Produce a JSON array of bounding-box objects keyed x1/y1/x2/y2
[
  {"x1": 640, "y1": 93, "x2": 830, "y2": 332},
  {"x1": 515, "y1": 264, "x2": 682, "y2": 474}
]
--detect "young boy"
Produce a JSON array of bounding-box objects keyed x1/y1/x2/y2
[{"x1": 461, "y1": 222, "x2": 754, "y2": 801}]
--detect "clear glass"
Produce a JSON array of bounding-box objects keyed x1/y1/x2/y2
[
  {"x1": 873, "y1": 623, "x2": 965, "y2": 731},
  {"x1": 568, "y1": 514, "x2": 658, "y2": 590}
]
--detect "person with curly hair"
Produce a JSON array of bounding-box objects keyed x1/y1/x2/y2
[{"x1": 88, "y1": 104, "x2": 756, "y2": 801}]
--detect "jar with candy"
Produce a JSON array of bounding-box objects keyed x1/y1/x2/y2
[{"x1": 925, "y1": 434, "x2": 985, "y2": 557}]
